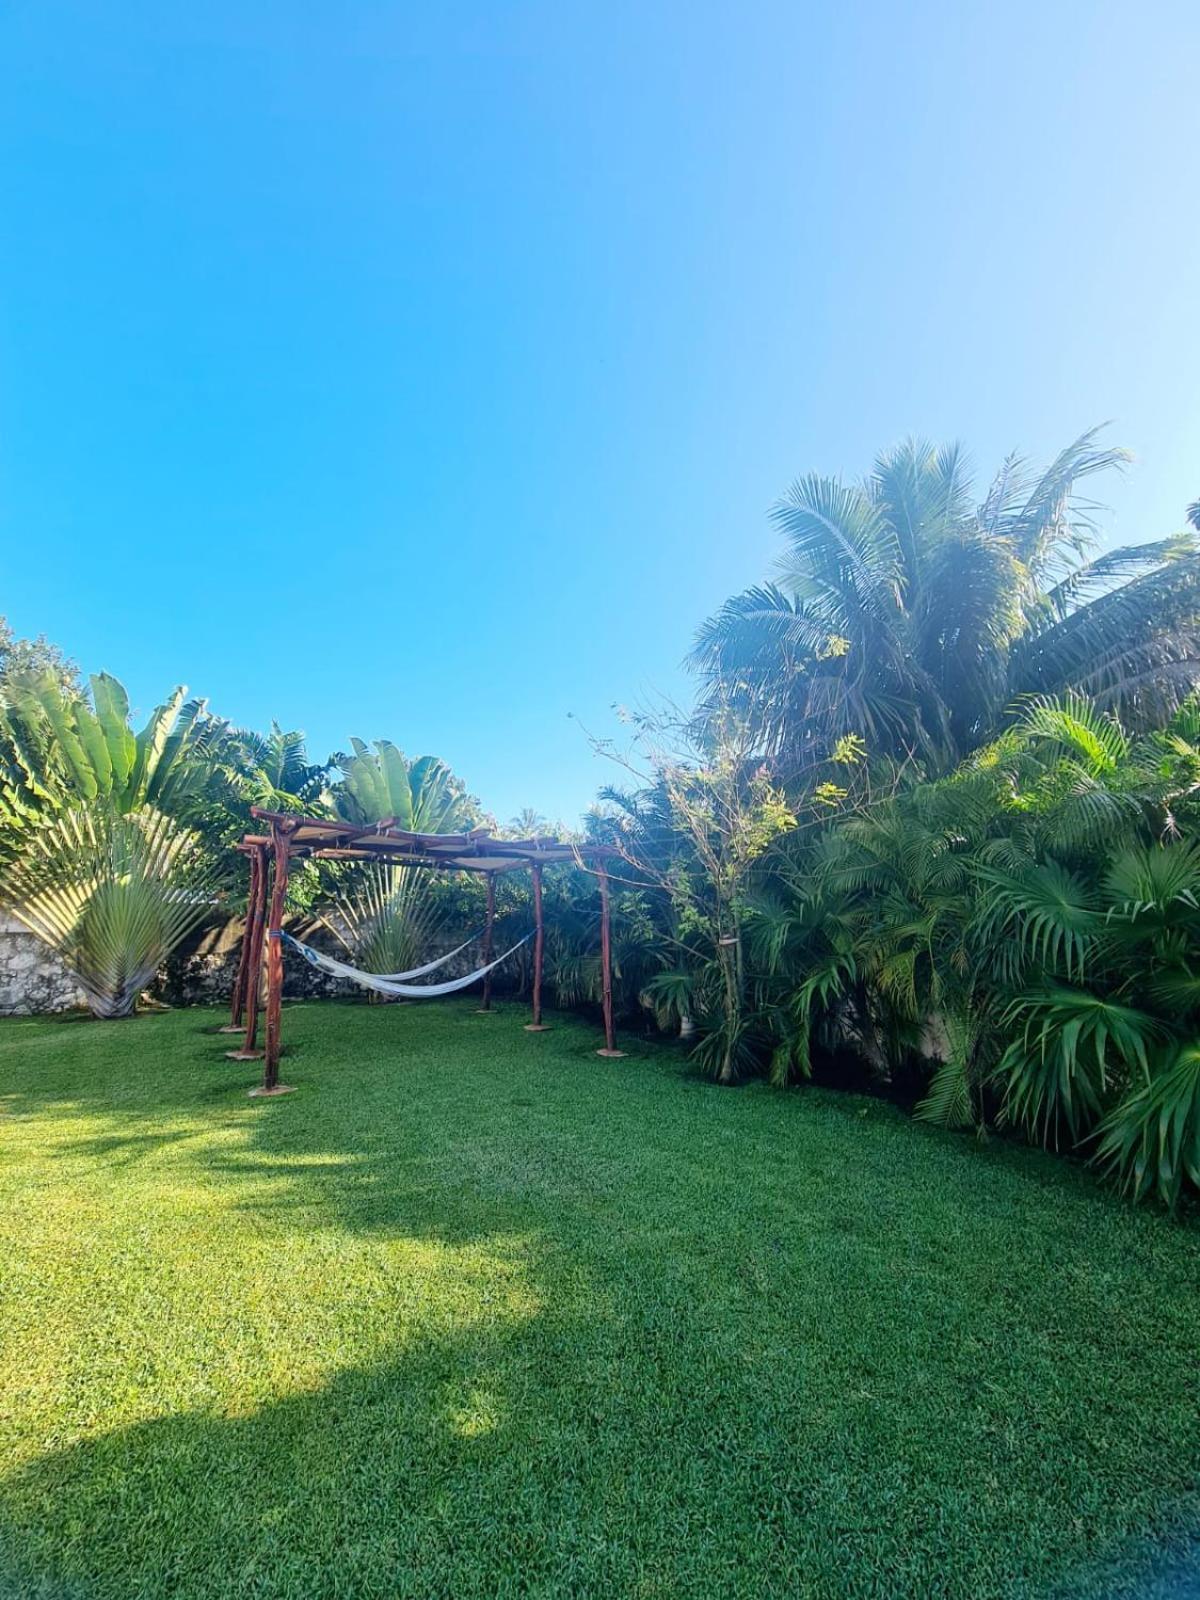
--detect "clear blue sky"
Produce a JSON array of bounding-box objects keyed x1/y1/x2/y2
[{"x1": 2, "y1": 2, "x2": 1198, "y2": 826}]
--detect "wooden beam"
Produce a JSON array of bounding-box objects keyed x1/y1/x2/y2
[
  {"x1": 226, "y1": 841, "x2": 269, "y2": 1060},
  {"x1": 255, "y1": 821, "x2": 298, "y2": 1096},
  {"x1": 222, "y1": 845, "x2": 261, "y2": 1032},
  {"x1": 524, "y1": 862, "x2": 549, "y2": 1031},
  {"x1": 478, "y1": 874, "x2": 496, "y2": 1012}
]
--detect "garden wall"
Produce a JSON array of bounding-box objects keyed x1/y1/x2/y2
[{"x1": 0, "y1": 914, "x2": 84, "y2": 1015}]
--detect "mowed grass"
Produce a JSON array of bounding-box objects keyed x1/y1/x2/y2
[{"x1": 0, "y1": 1002, "x2": 1197, "y2": 1599}]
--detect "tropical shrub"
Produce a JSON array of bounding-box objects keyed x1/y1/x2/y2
[
  {"x1": 731, "y1": 692, "x2": 1200, "y2": 1205},
  {"x1": 587, "y1": 703, "x2": 799, "y2": 1081}
]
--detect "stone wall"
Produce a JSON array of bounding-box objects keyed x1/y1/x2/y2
[
  {"x1": 0, "y1": 914, "x2": 85, "y2": 1015},
  {"x1": 155, "y1": 919, "x2": 355, "y2": 1009}
]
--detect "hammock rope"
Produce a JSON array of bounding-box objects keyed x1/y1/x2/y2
[{"x1": 281, "y1": 929, "x2": 532, "y2": 999}]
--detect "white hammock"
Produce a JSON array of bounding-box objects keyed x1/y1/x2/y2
[
  {"x1": 324, "y1": 927, "x2": 484, "y2": 982},
  {"x1": 281, "y1": 929, "x2": 531, "y2": 999}
]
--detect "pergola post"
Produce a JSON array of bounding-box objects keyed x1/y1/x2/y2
[
  {"x1": 226, "y1": 841, "x2": 269, "y2": 1061},
  {"x1": 477, "y1": 875, "x2": 496, "y2": 1013},
  {"x1": 219, "y1": 845, "x2": 261, "y2": 1033},
  {"x1": 253, "y1": 821, "x2": 299, "y2": 1097},
  {"x1": 524, "y1": 861, "x2": 550, "y2": 1031},
  {"x1": 596, "y1": 861, "x2": 625, "y2": 1058}
]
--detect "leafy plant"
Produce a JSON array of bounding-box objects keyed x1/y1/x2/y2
[
  {"x1": 995, "y1": 987, "x2": 1162, "y2": 1145},
  {"x1": 319, "y1": 863, "x2": 444, "y2": 983}
]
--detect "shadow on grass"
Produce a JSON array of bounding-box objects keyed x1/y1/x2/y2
[{"x1": 0, "y1": 1312, "x2": 586, "y2": 1598}]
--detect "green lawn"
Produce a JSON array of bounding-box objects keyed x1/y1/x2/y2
[{"x1": 0, "y1": 1002, "x2": 1196, "y2": 1599}]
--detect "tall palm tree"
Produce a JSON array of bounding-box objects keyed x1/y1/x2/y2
[
  {"x1": 507, "y1": 807, "x2": 550, "y2": 839},
  {"x1": 691, "y1": 429, "x2": 1200, "y2": 775}
]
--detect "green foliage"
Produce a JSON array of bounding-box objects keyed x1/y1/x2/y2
[
  {"x1": 298, "y1": 744, "x2": 481, "y2": 980},
  {"x1": 0, "y1": 670, "x2": 227, "y2": 841},
  {"x1": 0, "y1": 672, "x2": 237, "y2": 1015},
  {"x1": 995, "y1": 988, "x2": 1161, "y2": 1145},
  {"x1": 220, "y1": 723, "x2": 332, "y2": 814},
  {"x1": 652, "y1": 684, "x2": 1200, "y2": 1203},
  {"x1": 0, "y1": 615, "x2": 79, "y2": 691},
  {"x1": 319, "y1": 863, "x2": 444, "y2": 981},
  {"x1": 972, "y1": 860, "x2": 1100, "y2": 981}
]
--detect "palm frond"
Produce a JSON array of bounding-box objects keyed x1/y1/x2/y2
[
  {"x1": 995, "y1": 986, "x2": 1161, "y2": 1146},
  {"x1": 1095, "y1": 1044, "x2": 1200, "y2": 1208},
  {"x1": 915, "y1": 1010, "x2": 980, "y2": 1130},
  {"x1": 973, "y1": 859, "x2": 1100, "y2": 979}
]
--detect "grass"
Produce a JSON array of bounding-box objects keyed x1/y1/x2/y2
[{"x1": 0, "y1": 1000, "x2": 1197, "y2": 1599}]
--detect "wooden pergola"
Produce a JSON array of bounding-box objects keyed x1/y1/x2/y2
[{"x1": 224, "y1": 808, "x2": 624, "y2": 1096}]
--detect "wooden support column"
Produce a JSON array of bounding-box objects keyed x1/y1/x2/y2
[
  {"x1": 524, "y1": 862, "x2": 550, "y2": 1031},
  {"x1": 476, "y1": 874, "x2": 496, "y2": 1012},
  {"x1": 253, "y1": 822, "x2": 298, "y2": 1096},
  {"x1": 596, "y1": 861, "x2": 625, "y2": 1058},
  {"x1": 219, "y1": 847, "x2": 261, "y2": 1033},
  {"x1": 226, "y1": 841, "x2": 268, "y2": 1061}
]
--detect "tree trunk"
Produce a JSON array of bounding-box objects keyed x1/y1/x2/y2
[{"x1": 716, "y1": 925, "x2": 741, "y2": 1085}]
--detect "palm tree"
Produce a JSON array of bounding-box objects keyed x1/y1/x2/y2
[
  {"x1": 691, "y1": 429, "x2": 1200, "y2": 776},
  {"x1": 508, "y1": 807, "x2": 550, "y2": 839},
  {"x1": 736, "y1": 688, "x2": 1200, "y2": 1204},
  {"x1": 0, "y1": 671, "x2": 226, "y2": 845},
  {"x1": 3, "y1": 807, "x2": 218, "y2": 1018}
]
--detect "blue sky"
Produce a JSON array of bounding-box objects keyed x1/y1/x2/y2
[{"x1": 2, "y1": 2, "x2": 1198, "y2": 826}]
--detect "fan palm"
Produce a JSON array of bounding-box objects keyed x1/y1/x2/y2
[
  {"x1": 2, "y1": 807, "x2": 218, "y2": 1018},
  {"x1": 0, "y1": 672, "x2": 235, "y2": 1015},
  {"x1": 692, "y1": 430, "x2": 1200, "y2": 775},
  {"x1": 319, "y1": 863, "x2": 444, "y2": 981},
  {"x1": 319, "y1": 742, "x2": 478, "y2": 985}
]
